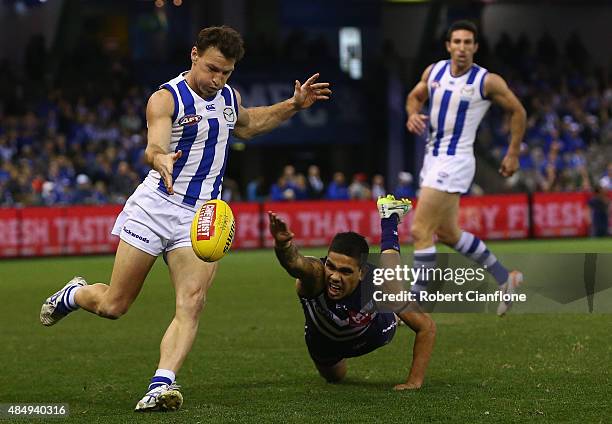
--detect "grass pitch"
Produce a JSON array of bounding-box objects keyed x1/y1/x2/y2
[{"x1": 1, "y1": 238, "x2": 611, "y2": 423}]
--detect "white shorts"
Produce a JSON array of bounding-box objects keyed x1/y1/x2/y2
[
  {"x1": 419, "y1": 153, "x2": 475, "y2": 194},
  {"x1": 111, "y1": 184, "x2": 195, "y2": 256}
]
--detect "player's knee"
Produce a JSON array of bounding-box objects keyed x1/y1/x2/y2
[
  {"x1": 410, "y1": 223, "x2": 430, "y2": 243},
  {"x1": 176, "y1": 285, "x2": 206, "y2": 317},
  {"x1": 318, "y1": 361, "x2": 347, "y2": 383},
  {"x1": 97, "y1": 302, "x2": 129, "y2": 320},
  {"x1": 322, "y1": 367, "x2": 346, "y2": 383},
  {"x1": 436, "y1": 227, "x2": 460, "y2": 246}
]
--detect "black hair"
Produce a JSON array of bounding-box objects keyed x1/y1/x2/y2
[
  {"x1": 195, "y1": 25, "x2": 245, "y2": 62},
  {"x1": 446, "y1": 20, "x2": 479, "y2": 43},
  {"x1": 328, "y1": 232, "x2": 369, "y2": 266}
]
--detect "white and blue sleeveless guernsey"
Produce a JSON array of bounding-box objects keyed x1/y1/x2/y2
[
  {"x1": 143, "y1": 72, "x2": 238, "y2": 210},
  {"x1": 425, "y1": 60, "x2": 491, "y2": 156}
]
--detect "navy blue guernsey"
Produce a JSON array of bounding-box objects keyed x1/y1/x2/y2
[{"x1": 299, "y1": 259, "x2": 397, "y2": 364}]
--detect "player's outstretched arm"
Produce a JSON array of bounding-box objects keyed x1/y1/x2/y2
[
  {"x1": 484, "y1": 73, "x2": 527, "y2": 177},
  {"x1": 406, "y1": 64, "x2": 432, "y2": 135},
  {"x1": 394, "y1": 309, "x2": 436, "y2": 390},
  {"x1": 233, "y1": 73, "x2": 331, "y2": 140},
  {"x1": 144, "y1": 89, "x2": 183, "y2": 194},
  {"x1": 268, "y1": 212, "x2": 325, "y2": 296}
]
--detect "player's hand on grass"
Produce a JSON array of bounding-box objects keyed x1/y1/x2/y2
[
  {"x1": 406, "y1": 113, "x2": 429, "y2": 135},
  {"x1": 155, "y1": 150, "x2": 182, "y2": 194},
  {"x1": 268, "y1": 212, "x2": 295, "y2": 246},
  {"x1": 499, "y1": 152, "x2": 519, "y2": 177},
  {"x1": 393, "y1": 382, "x2": 422, "y2": 391},
  {"x1": 292, "y1": 73, "x2": 331, "y2": 110}
]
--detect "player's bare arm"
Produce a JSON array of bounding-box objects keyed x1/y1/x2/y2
[
  {"x1": 395, "y1": 310, "x2": 436, "y2": 390},
  {"x1": 406, "y1": 64, "x2": 432, "y2": 135},
  {"x1": 378, "y1": 248, "x2": 436, "y2": 391},
  {"x1": 484, "y1": 73, "x2": 527, "y2": 177},
  {"x1": 233, "y1": 73, "x2": 331, "y2": 140},
  {"x1": 144, "y1": 89, "x2": 183, "y2": 194},
  {"x1": 268, "y1": 212, "x2": 325, "y2": 297}
]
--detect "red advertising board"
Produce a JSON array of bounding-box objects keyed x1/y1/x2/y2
[
  {"x1": 263, "y1": 195, "x2": 529, "y2": 248},
  {"x1": 609, "y1": 192, "x2": 612, "y2": 235},
  {"x1": 19, "y1": 207, "x2": 66, "y2": 256},
  {"x1": 532, "y1": 192, "x2": 590, "y2": 237},
  {"x1": 263, "y1": 200, "x2": 404, "y2": 248},
  {"x1": 458, "y1": 194, "x2": 529, "y2": 239},
  {"x1": 17, "y1": 205, "x2": 122, "y2": 256},
  {"x1": 64, "y1": 206, "x2": 122, "y2": 254},
  {"x1": 0, "y1": 208, "x2": 19, "y2": 257},
  {"x1": 0, "y1": 192, "x2": 605, "y2": 258},
  {"x1": 231, "y1": 202, "x2": 262, "y2": 248}
]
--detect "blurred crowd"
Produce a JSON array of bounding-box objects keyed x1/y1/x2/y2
[
  {"x1": 0, "y1": 88, "x2": 150, "y2": 206},
  {"x1": 241, "y1": 164, "x2": 415, "y2": 203},
  {"x1": 1, "y1": 31, "x2": 611, "y2": 209},
  {"x1": 473, "y1": 31, "x2": 612, "y2": 193}
]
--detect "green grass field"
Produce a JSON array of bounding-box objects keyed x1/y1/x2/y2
[{"x1": 1, "y1": 238, "x2": 611, "y2": 423}]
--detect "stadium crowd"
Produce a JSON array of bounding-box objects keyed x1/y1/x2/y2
[
  {"x1": 471, "y1": 31, "x2": 612, "y2": 193},
  {"x1": 0, "y1": 31, "x2": 610, "y2": 207}
]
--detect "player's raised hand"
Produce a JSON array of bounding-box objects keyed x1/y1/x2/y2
[
  {"x1": 292, "y1": 73, "x2": 331, "y2": 110},
  {"x1": 407, "y1": 113, "x2": 429, "y2": 135},
  {"x1": 499, "y1": 152, "x2": 519, "y2": 177},
  {"x1": 155, "y1": 150, "x2": 182, "y2": 194},
  {"x1": 268, "y1": 211, "x2": 295, "y2": 245}
]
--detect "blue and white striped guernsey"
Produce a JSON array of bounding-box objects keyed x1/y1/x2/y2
[
  {"x1": 426, "y1": 60, "x2": 491, "y2": 156},
  {"x1": 143, "y1": 72, "x2": 238, "y2": 210}
]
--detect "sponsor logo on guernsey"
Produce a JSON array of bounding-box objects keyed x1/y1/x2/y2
[
  {"x1": 223, "y1": 107, "x2": 235, "y2": 123},
  {"x1": 123, "y1": 227, "x2": 150, "y2": 244},
  {"x1": 206, "y1": 104, "x2": 216, "y2": 111},
  {"x1": 179, "y1": 114, "x2": 203, "y2": 126},
  {"x1": 196, "y1": 204, "x2": 217, "y2": 241}
]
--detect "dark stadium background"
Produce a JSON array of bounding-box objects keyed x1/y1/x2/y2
[
  {"x1": 1, "y1": 0, "x2": 611, "y2": 254},
  {"x1": 0, "y1": 2, "x2": 611, "y2": 422}
]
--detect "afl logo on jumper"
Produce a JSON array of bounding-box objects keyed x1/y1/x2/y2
[
  {"x1": 179, "y1": 114, "x2": 203, "y2": 126},
  {"x1": 223, "y1": 107, "x2": 235, "y2": 123}
]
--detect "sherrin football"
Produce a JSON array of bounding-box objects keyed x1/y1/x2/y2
[{"x1": 190, "y1": 199, "x2": 235, "y2": 262}]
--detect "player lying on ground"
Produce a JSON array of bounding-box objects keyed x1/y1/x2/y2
[
  {"x1": 39, "y1": 25, "x2": 332, "y2": 412},
  {"x1": 269, "y1": 196, "x2": 436, "y2": 389}
]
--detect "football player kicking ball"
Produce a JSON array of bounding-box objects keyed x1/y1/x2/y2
[
  {"x1": 39, "y1": 25, "x2": 331, "y2": 412},
  {"x1": 269, "y1": 196, "x2": 436, "y2": 389}
]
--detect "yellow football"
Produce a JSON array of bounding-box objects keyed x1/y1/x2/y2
[{"x1": 190, "y1": 199, "x2": 235, "y2": 262}]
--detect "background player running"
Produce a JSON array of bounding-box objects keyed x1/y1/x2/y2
[{"x1": 405, "y1": 20, "x2": 527, "y2": 316}]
